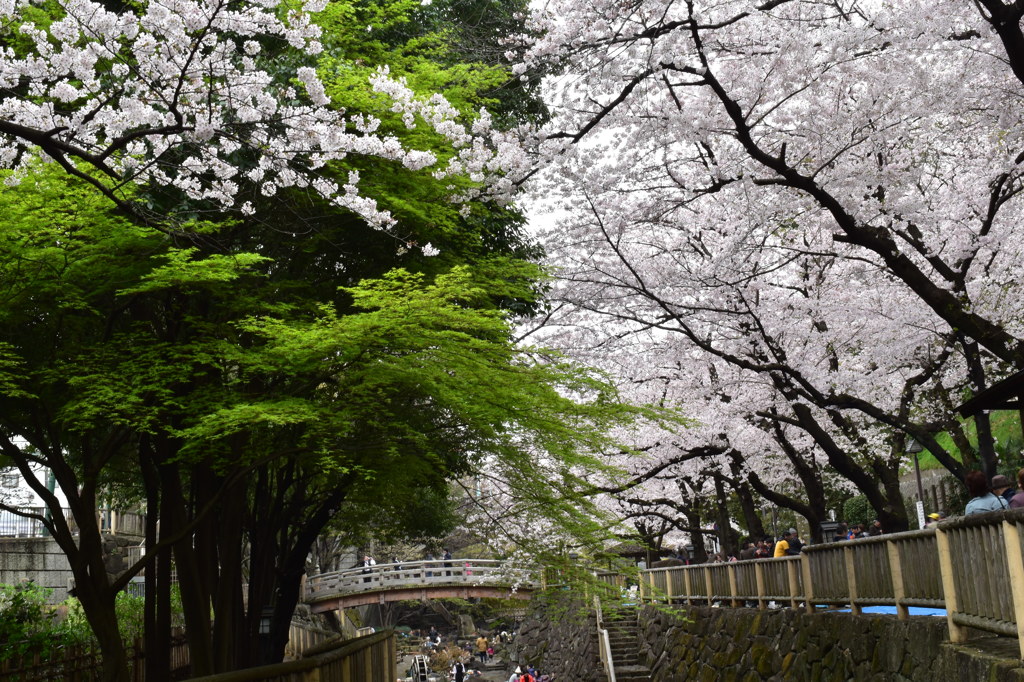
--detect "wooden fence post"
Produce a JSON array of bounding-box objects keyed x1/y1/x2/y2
[
  {"x1": 683, "y1": 567, "x2": 693, "y2": 606},
  {"x1": 755, "y1": 561, "x2": 766, "y2": 611},
  {"x1": 844, "y1": 546, "x2": 861, "y2": 615},
  {"x1": 704, "y1": 566, "x2": 714, "y2": 606},
  {"x1": 1002, "y1": 519, "x2": 1024, "y2": 658},
  {"x1": 886, "y1": 539, "x2": 908, "y2": 620},
  {"x1": 665, "y1": 570, "x2": 675, "y2": 604},
  {"x1": 728, "y1": 564, "x2": 740, "y2": 607},
  {"x1": 798, "y1": 555, "x2": 811, "y2": 613},
  {"x1": 935, "y1": 526, "x2": 967, "y2": 643}
]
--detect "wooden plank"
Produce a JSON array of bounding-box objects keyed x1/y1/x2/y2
[
  {"x1": 844, "y1": 546, "x2": 860, "y2": 615},
  {"x1": 886, "y1": 539, "x2": 908, "y2": 620},
  {"x1": 936, "y1": 525, "x2": 968, "y2": 643},
  {"x1": 755, "y1": 561, "x2": 766, "y2": 610},
  {"x1": 797, "y1": 556, "x2": 809, "y2": 613},
  {"x1": 1002, "y1": 519, "x2": 1024, "y2": 659},
  {"x1": 704, "y1": 566, "x2": 713, "y2": 606}
]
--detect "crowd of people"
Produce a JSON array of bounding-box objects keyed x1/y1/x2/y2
[
  {"x1": 505, "y1": 664, "x2": 552, "y2": 682},
  {"x1": 964, "y1": 469, "x2": 1024, "y2": 514},
  {"x1": 684, "y1": 469, "x2": 1024, "y2": 564}
]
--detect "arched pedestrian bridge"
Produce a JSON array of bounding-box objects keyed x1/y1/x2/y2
[{"x1": 303, "y1": 559, "x2": 537, "y2": 613}]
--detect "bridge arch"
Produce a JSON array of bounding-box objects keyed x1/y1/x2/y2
[{"x1": 303, "y1": 559, "x2": 537, "y2": 613}]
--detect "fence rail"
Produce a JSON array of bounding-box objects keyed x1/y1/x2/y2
[
  {"x1": 187, "y1": 630, "x2": 395, "y2": 682},
  {"x1": 0, "y1": 507, "x2": 145, "y2": 538},
  {"x1": 0, "y1": 635, "x2": 188, "y2": 681},
  {"x1": 284, "y1": 623, "x2": 339, "y2": 659},
  {"x1": 593, "y1": 596, "x2": 616, "y2": 682},
  {"x1": 636, "y1": 509, "x2": 1024, "y2": 657}
]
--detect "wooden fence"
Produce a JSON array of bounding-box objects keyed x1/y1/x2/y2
[
  {"x1": 0, "y1": 635, "x2": 189, "y2": 681},
  {"x1": 284, "y1": 622, "x2": 339, "y2": 659},
  {"x1": 636, "y1": 509, "x2": 1024, "y2": 657},
  {"x1": 186, "y1": 630, "x2": 395, "y2": 682}
]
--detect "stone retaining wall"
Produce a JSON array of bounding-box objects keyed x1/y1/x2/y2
[
  {"x1": 0, "y1": 535, "x2": 139, "y2": 602},
  {"x1": 637, "y1": 605, "x2": 1024, "y2": 681},
  {"x1": 511, "y1": 593, "x2": 1024, "y2": 681},
  {"x1": 506, "y1": 594, "x2": 602, "y2": 682}
]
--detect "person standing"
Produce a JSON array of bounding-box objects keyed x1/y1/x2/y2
[
  {"x1": 773, "y1": 529, "x2": 794, "y2": 557},
  {"x1": 444, "y1": 548, "x2": 453, "y2": 577},
  {"x1": 360, "y1": 554, "x2": 375, "y2": 583},
  {"x1": 451, "y1": 660, "x2": 466, "y2": 682},
  {"x1": 1011, "y1": 469, "x2": 1024, "y2": 509},
  {"x1": 475, "y1": 634, "x2": 489, "y2": 664},
  {"x1": 786, "y1": 530, "x2": 803, "y2": 555},
  {"x1": 965, "y1": 470, "x2": 1008, "y2": 515},
  {"x1": 992, "y1": 474, "x2": 1016, "y2": 505}
]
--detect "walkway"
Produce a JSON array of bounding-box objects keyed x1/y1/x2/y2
[{"x1": 305, "y1": 559, "x2": 537, "y2": 613}]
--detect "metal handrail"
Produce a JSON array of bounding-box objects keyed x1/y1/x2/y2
[{"x1": 0, "y1": 506, "x2": 145, "y2": 538}]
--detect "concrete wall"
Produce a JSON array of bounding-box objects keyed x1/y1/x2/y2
[
  {"x1": 0, "y1": 537, "x2": 73, "y2": 600},
  {"x1": 0, "y1": 535, "x2": 139, "y2": 602}
]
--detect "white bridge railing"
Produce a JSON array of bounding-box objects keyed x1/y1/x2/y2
[{"x1": 305, "y1": 559, "x2": 537, "y2": 601}]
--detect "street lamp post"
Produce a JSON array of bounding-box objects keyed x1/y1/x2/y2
[{"x1": 907, "y1": 437, "x2": 926, "y2": 527}]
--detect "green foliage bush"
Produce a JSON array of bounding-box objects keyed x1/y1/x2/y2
[
  {"x1": 0, "y1": 582, "x2": 163, "y2": 663},
  {"x1": 842, "y1": 495, "x2": 872, "y2": 527},
  {"x1": 0, "y1": 582, "x2": 88, "y2": 661},
  {"x1": 60, "y1": 591, "x2": 149, "y2": 645}
]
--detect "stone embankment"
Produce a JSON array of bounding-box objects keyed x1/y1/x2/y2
[
  {"x1": 506, "y1": 595, "x2": 602, "y2": 682},
  {"x1": 512, "y1": 594, "x2": 1024, "y2": 681},
  {"x1": 638, "y1": 605, "x2": 1024, "y2": 681}
]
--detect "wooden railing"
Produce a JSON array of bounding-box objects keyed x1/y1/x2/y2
[
  {"x1": 593, "y1": 596, "x2": 617, "y2": 682},
  {"x1": 284, "y1": 622, "x2": 339, "y2": 659},
  {"x1": 635, "y1": 509, "x2": 1024, "y2": 657},
  {"x1": 0, "y1": 634, "x2": 188, "y2": 681},
  {"x1": 305, "y1": 559, "x2": 536, "y2": 601},
  {"x1": 187, "y1": 630, "x2": 395, "y2": 682}
]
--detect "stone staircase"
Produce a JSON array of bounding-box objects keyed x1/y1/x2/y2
[{"x1": 601, "y1": 607, "x2": 652, "y2": 682}]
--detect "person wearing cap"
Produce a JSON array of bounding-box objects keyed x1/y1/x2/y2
[
  {"x1": 925, "y1": 512, "x2": 942, "y2": 527},
  {"x1": 992, "y1": 474, "x2": 1016, "y2": 505},
  {"x1": 787, "y1": 528, "x2": 804, "y2": 554},
  {"x1": 508, "y1": 666, "x2": 522, "y2": 682}
]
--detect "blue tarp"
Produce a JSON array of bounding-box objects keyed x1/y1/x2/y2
[{"x1": 831, "y1": 605, "x2": 945, "y2": 616}]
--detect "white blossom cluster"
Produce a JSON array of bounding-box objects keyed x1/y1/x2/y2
[{"x1": 0, "y1": 0, "x2": 528, "y2": 229}]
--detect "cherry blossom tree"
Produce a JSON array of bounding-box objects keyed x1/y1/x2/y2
[
  {"x1": 516, "y1": 0, "x2": 1024, "y2": 533},
  {"x1": 0, "y1": 0, "x2": 529, "y2": 231}
]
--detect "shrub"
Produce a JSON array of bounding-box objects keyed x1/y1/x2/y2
[
  {"x1": 0, "y1": 582, "x2": 74, "y2": 660},
  {"x1": 842, "y1": 495, "x2": 873, "y2": 527}
]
